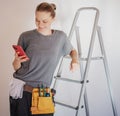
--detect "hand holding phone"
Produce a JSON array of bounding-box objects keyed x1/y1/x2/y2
[{"x1": 12, "y1": 45, "x2": 29, "y2": 59}]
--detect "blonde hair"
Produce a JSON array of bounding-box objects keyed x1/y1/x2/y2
[{"x1": 36, "y1": 2, "x2": 56, "y2": 18}]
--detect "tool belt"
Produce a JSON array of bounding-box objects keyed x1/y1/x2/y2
[
  {"x1": 30, "y1": 86, "x2": 55, "y2": 115},
  {"x1": 24, "y1": 84, "x2": 33, "y2": 93}
]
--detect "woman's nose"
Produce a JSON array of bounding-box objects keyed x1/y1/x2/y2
[{"x1": 38, "y1": 21, "x2": 44, "y2": 26}]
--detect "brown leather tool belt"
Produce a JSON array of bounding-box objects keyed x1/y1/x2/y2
[{"x1": 24, "y1": 84, "x2": 33, "y2": 93}]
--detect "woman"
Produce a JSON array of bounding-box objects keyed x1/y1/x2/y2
[{"x1": 10, "y1": 2, "x2": 79, "y2": 116}]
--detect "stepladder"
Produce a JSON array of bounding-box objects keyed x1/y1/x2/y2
[{"x1": 52, "y1": 7, "x2": 118, "y2": 116}]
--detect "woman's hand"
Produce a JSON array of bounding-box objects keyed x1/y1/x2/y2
[
  {"x1": 70, "y1": 59, "x2": 79, "y2": 72},
  {"x1": 69, "y1": 49, "x2": 79, "y2": 72},
  {"x1": 12, "y1": 52, "x2": 29, "y2": 71}
]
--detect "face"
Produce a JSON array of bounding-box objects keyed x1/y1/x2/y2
[{"x1": 35, "y1": 11, "x2": 55, "y2": 32}]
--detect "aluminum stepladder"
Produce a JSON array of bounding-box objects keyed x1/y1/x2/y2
[{"x1": 53, "y1": 7, "x2": 118, "y2": 116}]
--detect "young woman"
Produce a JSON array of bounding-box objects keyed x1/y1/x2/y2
[{"x1": 10, "y1": 2, "x2": 79, "y2": 116}]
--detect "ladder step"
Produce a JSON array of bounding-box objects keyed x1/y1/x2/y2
[
  {"x1": 54, "y1": 76, "x2": 81, "y2": 84},
  {"x1": 81, "y1": 56, "x2": 103, "y2": 61},
  {"x1": 55, "y1": 101, "x2": 79, "y2": 110},
  {"x1": 65, "y1": 56, "x2": 103, "y2": 61}
]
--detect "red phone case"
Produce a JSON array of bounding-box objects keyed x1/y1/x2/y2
[{"x1": 12, "y1": 45, "x2": 28, "y2": 58}]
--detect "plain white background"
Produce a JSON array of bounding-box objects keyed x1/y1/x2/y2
[{"x1": 0, "y1": 0, "x2": 120, "y2": 116}]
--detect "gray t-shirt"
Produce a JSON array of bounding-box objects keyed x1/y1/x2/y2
[{"x1": 13, "y1": 29, "x2": 73, "y2": 87}]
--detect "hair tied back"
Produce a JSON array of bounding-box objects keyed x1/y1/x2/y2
[{"x1": 50, "y1": 3, "x2": 56, "y2": 10}]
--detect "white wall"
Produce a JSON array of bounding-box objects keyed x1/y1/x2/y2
[{"x1": 0, "y1": 0, "x2": 120, "y2": 116}]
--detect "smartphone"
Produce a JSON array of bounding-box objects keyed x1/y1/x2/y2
[{"x1": 12, "y1": 45, "x2": 29, "y2": 59}]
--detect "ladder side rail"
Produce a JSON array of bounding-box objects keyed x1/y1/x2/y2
[
  {"x1": 53, "y1": 56, "x2": 64, "y2": 89},
  {"x1": 97, "y1": 26, "x2": 118, "y2": 116},
  {"x1": 56, "y1": 57, "x2": 64, "y2": 77},
  {"x1": 68, "y1": 9, "x2": 80, "y2": 41},
  {"x1": 75, "y1": 26, "x2": 90, "y2": 116},
  {"x1": 75, "y1": 9, "x2": 99, "y2": 116}
]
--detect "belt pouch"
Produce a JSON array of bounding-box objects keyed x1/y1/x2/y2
[{"x1": 31, "y1": 88, "x2": 55, "y2": 114}]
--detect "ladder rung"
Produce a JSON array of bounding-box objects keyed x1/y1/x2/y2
[
  {"x1": 54, "y1": 76, "x2": 81, "y2": 84},
  {"x1": 64, "y1": 56, "x2": 103, "y2": 61},
  {"x1": 55, "y1": 101, "x2": 79, "y2": 110},
  {"x1": 81, "y1": 56, "x2": 103, "y2": 61}
]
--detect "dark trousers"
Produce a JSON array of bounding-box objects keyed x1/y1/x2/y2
[{"x1": 10, "y1": 91, "x2": 53, "y2": 116}]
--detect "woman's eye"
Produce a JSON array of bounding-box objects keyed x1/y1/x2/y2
[{"x1": 43, "y1": 21, "x2": 48, "y2": 23}]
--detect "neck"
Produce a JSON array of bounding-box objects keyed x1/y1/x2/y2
[{"x1": 37, "y1": 29, "x2": 52, "y2": 36}]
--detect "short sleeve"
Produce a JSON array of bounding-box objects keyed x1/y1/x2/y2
[
  {"x1": 62, "y1": 35, "x2": 73, "y2": 56},
  {"x1": 17, "y1": 33, "x2": 26, "y2": 50}
]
